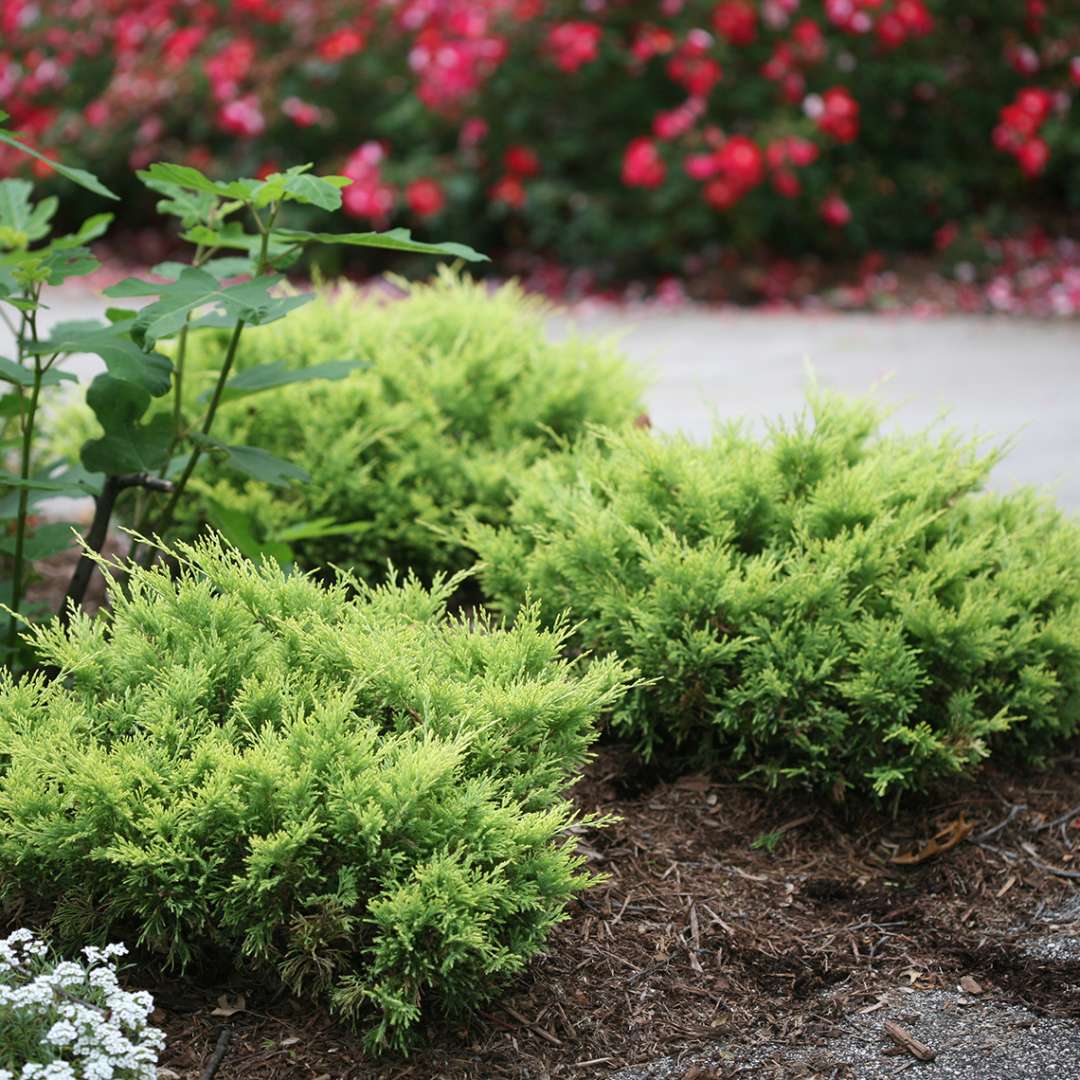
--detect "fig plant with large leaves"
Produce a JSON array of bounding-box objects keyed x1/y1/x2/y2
[{"x1": 0, "y1": 112, "x2": 485, "y2": 669}]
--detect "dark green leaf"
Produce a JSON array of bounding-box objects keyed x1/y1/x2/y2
[
  {"x1": 152, "y1": 257, "x2": 251, "y2": 282},
  {"x1": 138, "y1": 162, "x2": 229, "y2": 199},
  {"x1": 273, "y1": 516, "x2": 371, "y2": 542},
  {"x1": 0, "y1": 355, "x2": 76, "y2": 387},
  {"x1": 139, "y1": 172, "x2": 219, "y2": 227},
  {"x1": 38, "y1": 245, "x2": 100, "y2": 285},
  {"x1": 49, "y1": 213, "x2": 113, "y2": 251},
  {"x1": 0, "y1": 129, "x2": 119, "y2": 200},
  {"x1": 0, "y1": 180, "x2": 57, "y2": 246},
  {"x1": 206, "y1": 500, "x2": 294, "y2": 564},
  {"x1": 213, "y1": 359, "x2": 367, "y2": 403},
  {"x1": 0, "y1": 470, "x2": 99, "y2": 496},
  {"x1": 80, "y1": 374, "x2": 173, "y2": 474},
  {"x1": 271, "y1": 226, "x2": 487, "y2": 262},
  {"x1": 190, "y1": 433, "x2": 309, "y2": 487},
  {"x1": 181, "y1": 223, "x2": 295, "y2": 262},
  {"x1": 253, "y1": 167, "x2": 350, "y2": 211},
  {"x1": 27, "y1": 320, "x2": 172, "y2": 396},
  {"x1": 105, "y1": 268, "x2": 311, "y2": 344},
  {"x1": 0, "y1": 521, "x2": 76, "y2": 559}
]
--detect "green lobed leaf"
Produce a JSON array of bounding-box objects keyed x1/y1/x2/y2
[
  {"x1": 139, "y1": 172, "x2": 220, "y2": 228},
  {"x1": 180, "y1": 223, "x2": 297, "y2": 263},
  {"x1": 38, "y1": 245, "x2": 100, "y2": 285},
  {"x1": 0, "y1": 180, "x2": 57, "y2": 247},
  {"x1": 105, "y1": 267, "x2": 312, "y2": 344},
  {"x1": 49, "y1": 213, "x2": 114, "y2": 252},
  {"x1": 252, "y1": 166, "x2": 350, "y2": 212},
  {"x1": 0, "y1": 470, "x2": 100, "y2": 496},
  {"x1": 0, "y1": 521, "x2": 77, "y2": 560},
  {"x1": 206, "y1": 500, "x2": 294, "y2": 564},
  {"x1": 27, "y1": 320, "x2": 172, "y2": 396},
  {"x1": 190, "y1": 433, "x2": 310, "y2": 487},
  {"x1": 0, "y1": 129, "x2": 119, "y2": 200},
  {"x1": 80, "y1": 374, "x2": 173, "y2": 474},
  {"x1": 138, "y1": 162, "x2": 231, "y2": 199},
  {"x1": 152, "y1": 257, "x2": 252, "y2": 282},
  {"x1": 211, "y1": 359, "x2": 368, "y2": 403},
  {"x1": 0, "y1": 355, "x2": 77, "y2": 388},
  {"x1": 271, "y1": 226, "x2": 488, "y2": 262}
]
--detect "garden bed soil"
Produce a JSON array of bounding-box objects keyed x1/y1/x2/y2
[{"x1": 145, "y1": 743, "x2": 1080, "y2": 1080}]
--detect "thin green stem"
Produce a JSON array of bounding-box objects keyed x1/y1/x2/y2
[
  {"x1": 133, "y1": 202, "x2": 276, "y2": 569},
  {"x1": 140, "y1": 317, "x2": 246, "y2": 552},
  {"x1": 6, "y1": 294, "x2": 42, "y2": 666}
]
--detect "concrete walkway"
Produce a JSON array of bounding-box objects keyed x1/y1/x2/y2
[
  {"x1": 4, "y1": 288, "x2": 1079, "y2": 508},
  {"x1": 552, "y1": 307, "x2": 1080, "y2": 509}
]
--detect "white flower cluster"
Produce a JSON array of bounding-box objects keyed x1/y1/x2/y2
[{"x1": 0, "y1": 930, "x2": 165, "y2": 1080}]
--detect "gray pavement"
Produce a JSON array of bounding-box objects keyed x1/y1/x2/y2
[
  {"x1": 4, "y1": 287, "x2": 1079, "y2": 508},
  {"x1": 551, "y1": 307, "x2": 1080, "y2": 509}
]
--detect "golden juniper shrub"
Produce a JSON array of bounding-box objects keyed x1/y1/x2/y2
[
  {"x1": 0, "y1": 537, "x2": 629, "y2": 1054},
  {"x1": 469, "y1": 391, "x2": 1080, "y2": 798},
  {"x1": 149, "y1": 268, "x2": 644, "y2": 580}
]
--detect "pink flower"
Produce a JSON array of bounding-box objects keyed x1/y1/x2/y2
[
  {"x1": 547, "y1": 22, "x2": 602, "y2": 73},
  {"x1": 1017, "y1": 138, "x2": 1049, "y2": 178},
  {"x1": 821, "y1": 193, "x2": 852, "y2": 227},
  {"x1": 282, "y1": 97, "x2": 321, "y2": 128},
  {"x1": 218, "y1": 95, "x2": 265, "y2": 138},
  {"x1": 504, "y1": 145, "x2": 540, "y2": 176},
  {"x1": 490, "y1": 174, "x2": 526, "y2": 208},
  {"x1": 712, "y1": 2, "x2": 757, "y2": 46},
  {"x1": 406, "y1": 177, "x2": 445, "y2": 216},
  {"x1": 318, "y1": 26, "x2": 366, "y2": 62},
  {"x1": 622, "y1": 137, "x2": 666, "y2": 188}
]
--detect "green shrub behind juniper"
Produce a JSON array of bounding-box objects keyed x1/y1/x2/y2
[
  {"x1": 166, "y1": 268, "x2": 646, "y2": 581},
  {"x1": 0, "y1": 536, "x2": 628, "y2": 1054},
  {"x1": 468, "y1": 391, "x2": 1080, "y2": 799}
]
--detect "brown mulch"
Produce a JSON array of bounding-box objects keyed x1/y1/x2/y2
[{"x1": 144, "y1": 744, "x2": 1080, "y2": 1080}]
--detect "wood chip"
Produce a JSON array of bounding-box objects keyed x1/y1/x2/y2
[
  {"x1": 890, "y1": 816, "x2": 975, "y2": 865},
  {"x1": 959, "y1": 975, "x2": 984, "y2": 995},
  {"x1": 210, "y1": 993, "x2": 246, "y2": 1018},
  {"x1": 883, "y1": 1019, "x2": 937, "y2": 1062},
  {"x1": 995, "y1": 874, "x2": 1017, "y2": 898}
]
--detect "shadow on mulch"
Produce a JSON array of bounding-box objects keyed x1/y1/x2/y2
[{"x1": 144, "y1": 743, "x2": 1080, "y2": 1080}]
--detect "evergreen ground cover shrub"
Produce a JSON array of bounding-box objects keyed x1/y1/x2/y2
[
  {"x1": 469, "y1": 391, "x2": 1080, "y2": 799},
  {"x1": 0, "y1": 537, "x2": 629, "y2": 1054},
  {"x1": 142, "y1": 269, "x2": 645, "y2": 580}
]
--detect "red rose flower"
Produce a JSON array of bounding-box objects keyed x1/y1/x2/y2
[
  {"x1": 622, "y1": 137, "x2": 666, "y2": 188},
  {"x1": 1017, "y1": 138, "x2": 1049, "y2": 178},
  {"x1": 490, "y1": 174, "x2": 527, "y2": 208},
  {"x1": 504, "y1": 145, "x2": 540, "y2": 176},
  {"x1": 821, "y1": 193, "x2": 852, "y2": 227},
  {"x1": 406, "y1": 177, "x2": 445, "y2": 217},
  {"x1": 547, "y1": 22, "x2": 602, "y2": 73},
  {"x1": 712, "y1": 2, "x2": 757, "y2": 47}
]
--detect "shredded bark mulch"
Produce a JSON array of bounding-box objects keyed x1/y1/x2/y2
[{"x1": 139, "y1": 743, "x2": 1080, "y2": 1080}]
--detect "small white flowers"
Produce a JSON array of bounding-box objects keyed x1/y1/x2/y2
[{"x1": 0, "y1": 929, "x2": 165, "y2": 1080}]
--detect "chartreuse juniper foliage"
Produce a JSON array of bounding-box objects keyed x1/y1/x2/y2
[
  {"x1": 469, "y1": 391, "x2": 1080, "y2": 799},
  {"x1": 148, "y1": 268, "x2": 646, "y2": 579},
  {"x1": 0, "y1": 536, "x2": 629, "y2": 1054}
]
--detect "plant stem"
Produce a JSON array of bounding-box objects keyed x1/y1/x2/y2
[
  {"x1": 140, "y1": 317, "x2": 246, "y2": 555},
  {"x1": 60, "y1": 473, "x2": 174, "y2": 625},
  {"x1": 5, "y1": 298, "x2": 41, "y2": 667},
  {"x1": 132, "y1": 203, "x2": 275, "y2": 569}
]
